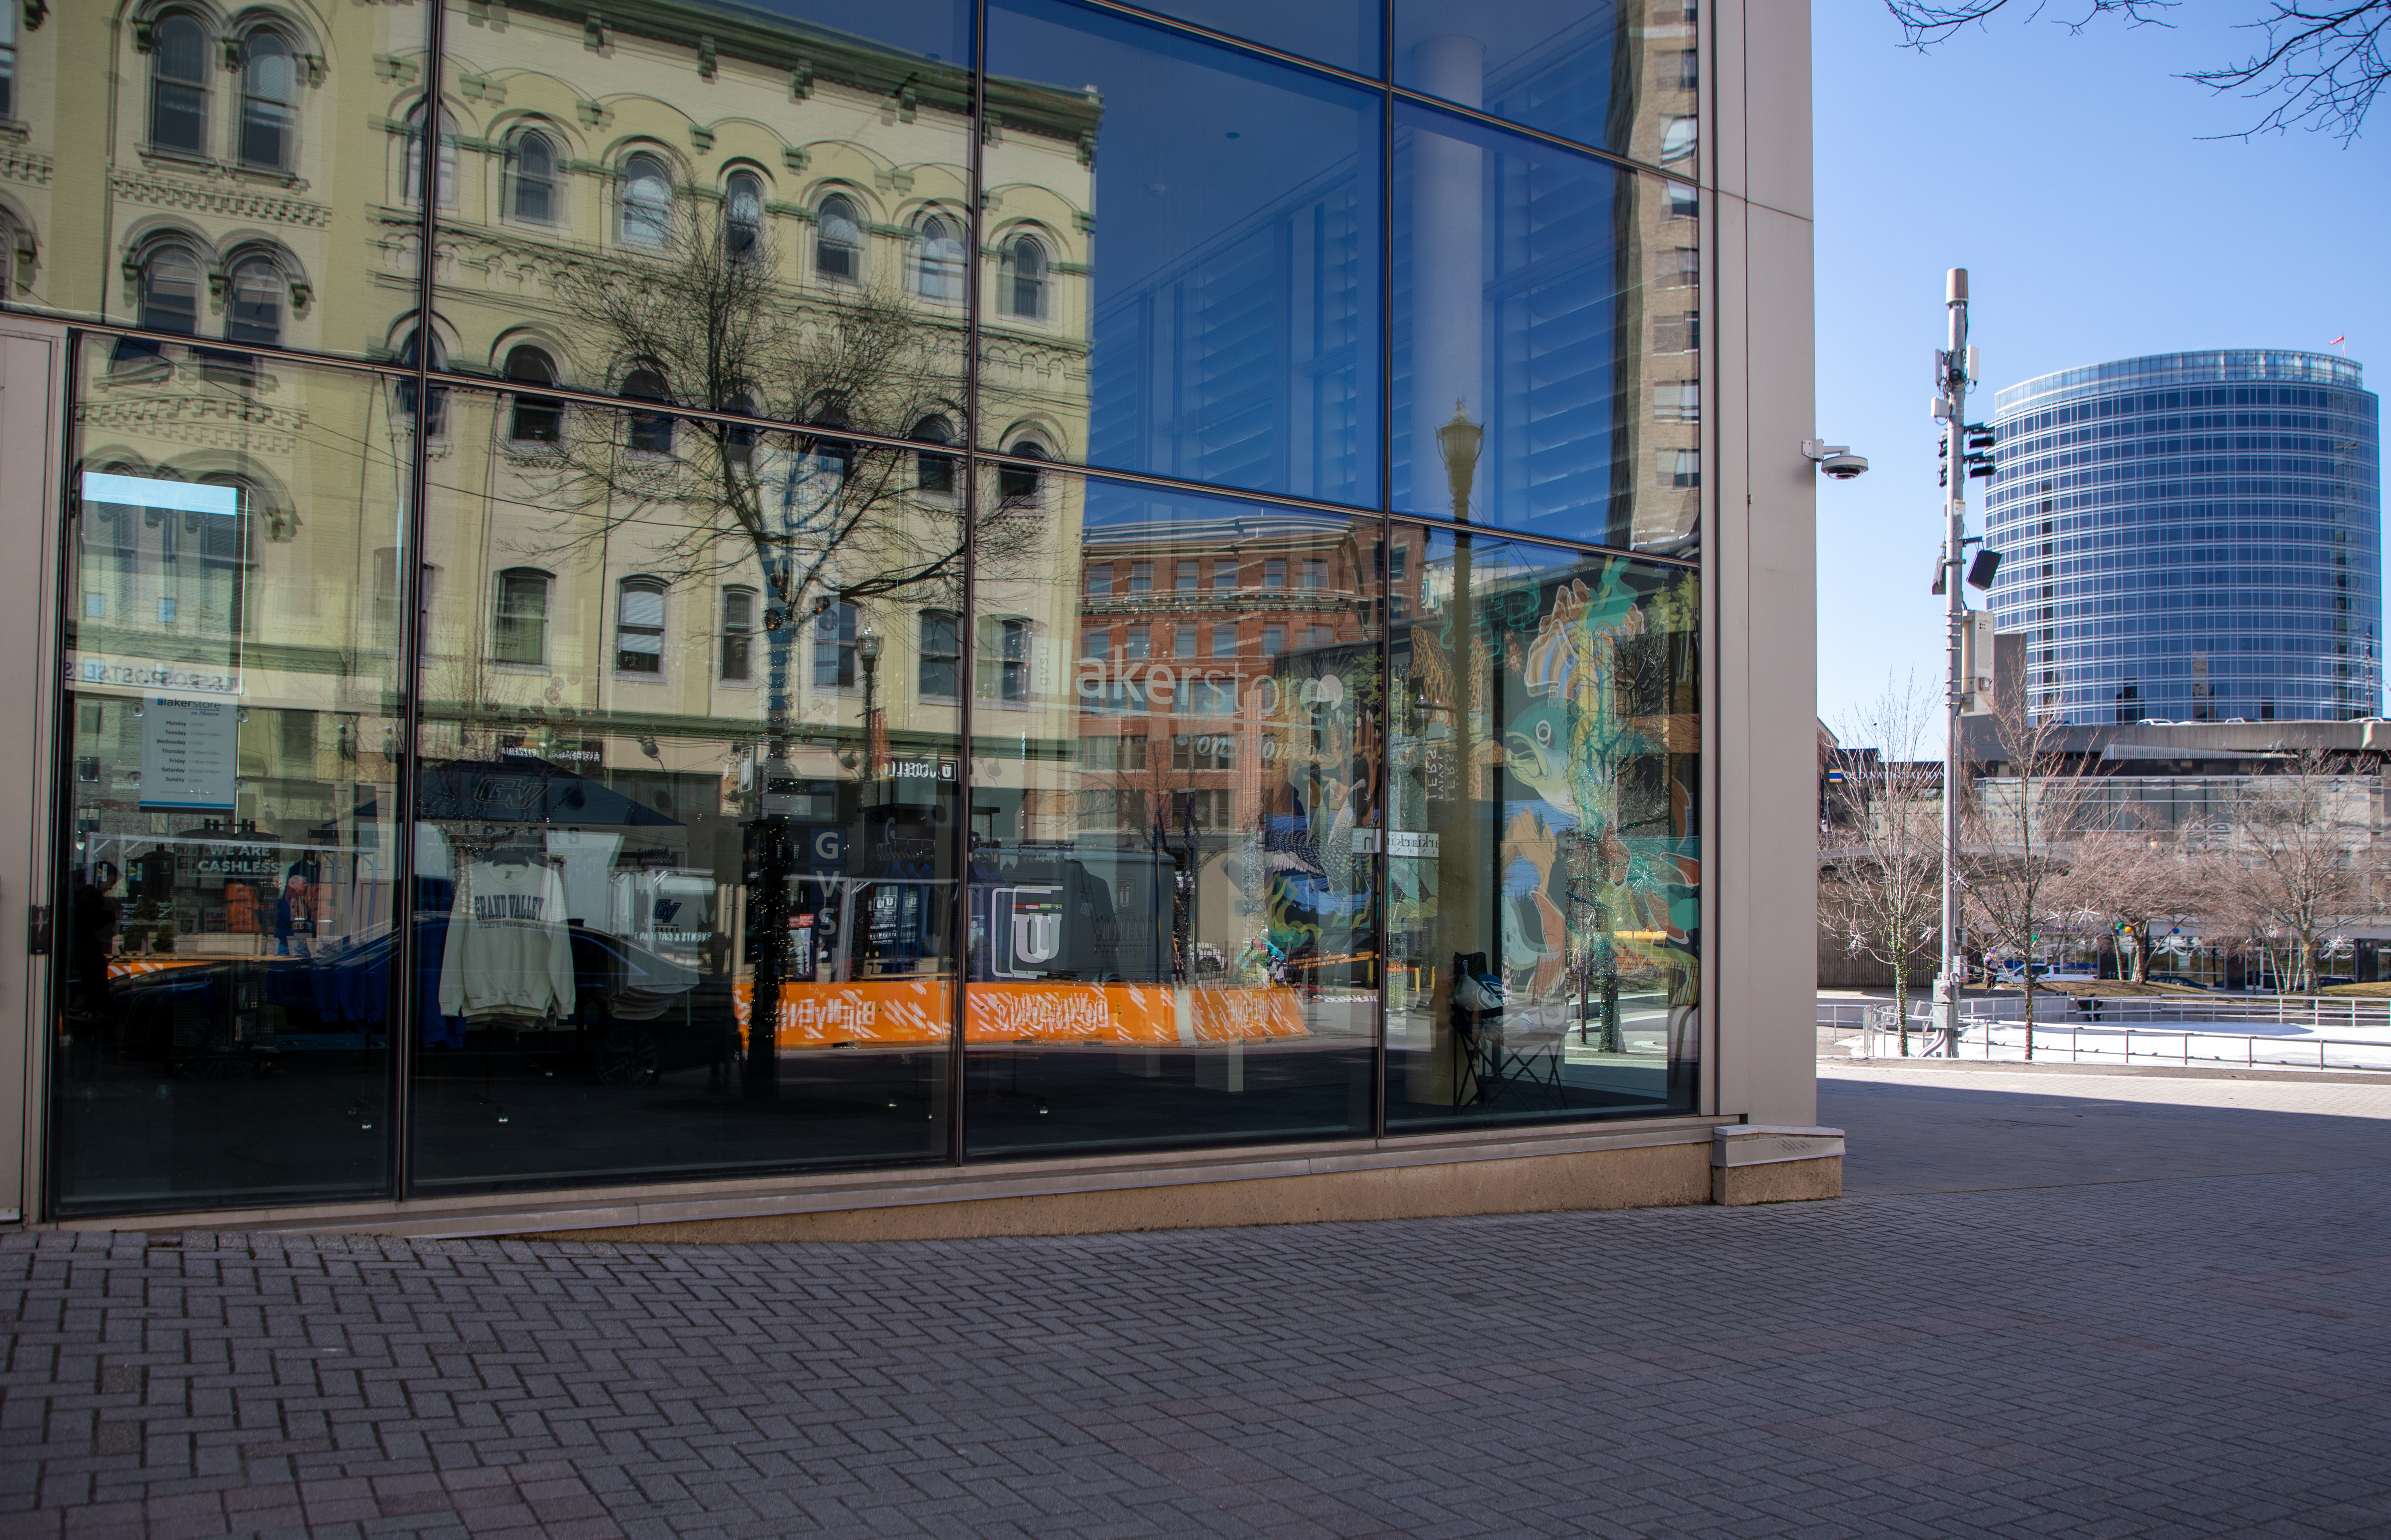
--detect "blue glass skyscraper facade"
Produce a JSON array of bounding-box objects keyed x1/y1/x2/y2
[{"x1": 1985, "y1": 351, "x2": 2381, "y2": 724}]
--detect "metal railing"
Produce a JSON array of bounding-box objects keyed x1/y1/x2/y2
[
  {"x1": 1817, "y1": 998, "x2": 2391, "y2": 1071},
  {"x1": 1819, "y1": 993, "x2": 2391, "y2": 1032}
]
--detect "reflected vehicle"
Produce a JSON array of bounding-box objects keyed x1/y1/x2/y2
[
  {"x1": 2145, "y1": 972, "x2": 2213, "y2": 989},
  {"x1": 105, "y1": 923, "x2": 730, "y2": 1086}
]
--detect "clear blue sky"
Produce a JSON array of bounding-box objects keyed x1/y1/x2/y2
[{"x1": 1813, "y1": 4, "x2": 2391, "y2": 750}]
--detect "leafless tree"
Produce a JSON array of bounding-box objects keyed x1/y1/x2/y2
[
  {"x1": 1819, "y1": 674, "x2": 1943, "y2": 1051},
  {"x1": 2049, "y1": 824, "x2": 2202, "y2": 983},
  {"x1": 480, "y1": 193, "x2": 1051, "y2": 1099},
  {"x1": 1885, "y1": 1, "x2": 2390, "y2": 139},
  {"x1": 520, "y1": 199, "x2": 1040, "y2": 613},
  {"x1": 1960, "y1": 691, "x2": 2095, "y2": 1053},
  {"x1": 2215, "y1": 751, "x2": 2378, "y2": 991}
]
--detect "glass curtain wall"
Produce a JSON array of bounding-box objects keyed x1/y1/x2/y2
[
  {"x1": 40, "y1": 0, "x2": 1705, "y2": 1215},
  {"x1": 53, "y1": 348, "x2": 410, "y2": 1213},
  {"x1": 966, "y1": 473, "x2": 1381, "y2": 1153},
  {"x1": 1384, "y1": 530, "x2": 1699, "y2": 1126}
]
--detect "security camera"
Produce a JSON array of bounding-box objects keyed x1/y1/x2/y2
[{"x1": 1801, "y1": 439, "x2": 1869, "y2": 480}]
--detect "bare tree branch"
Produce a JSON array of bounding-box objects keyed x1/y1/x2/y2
[
  {"x1": 1885, "y1": 0, "x2": 2176, "y2": 50},
  {"x1": 1887, "y1": 0, "x2": 2390, "y2": 139},
  {"x1": 2189, "y1": 3, "x2": 2391, "y2": 139},
  {"x1": 1819, "y1": 674, "x2": 1943, "y2": 1049}
]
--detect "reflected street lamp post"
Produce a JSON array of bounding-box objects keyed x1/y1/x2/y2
[
  {"x1": 857, "y1": 626, "x2": 882, "y2": 878},
  {"x1": 1424, "y1": 400, "x2": 1483, "y2": 1105},
  {"x1": 857, "y1": 626, "x2": 884, "y2": 779}
]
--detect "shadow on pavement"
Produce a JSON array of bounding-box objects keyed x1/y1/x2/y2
[{"x1": 1821, "y1": 1071, "x2": 2391, "y2": 1196}]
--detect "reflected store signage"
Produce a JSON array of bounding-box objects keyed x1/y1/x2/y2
[
  {"x1": 63, "y1": 654, "x2": 242, "y2": 697},
  {"x1": 137, "y1": 696, "x2": 237, "y2": 811},
  {"x1": 876, "y1": 756, "x2": 958, "y2": 783},
  {"x1": 990, "y1": 886, "x2": 1063, "y2": 977},
  {"x1": 195, "y1": 842, "x2": 285, "y2": 881}
]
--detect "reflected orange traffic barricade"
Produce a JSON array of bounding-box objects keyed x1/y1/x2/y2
[{"x1": 730, "y1": 979, "x2": 1311, "y2": 1048}]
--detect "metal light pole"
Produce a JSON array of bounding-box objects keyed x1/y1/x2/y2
[
  {"x1": 1933, "y1": 269, "x2": 1972, "y2": 1053},
  {"x1": 857, "y1": 626, "x2": 883, "y2": 779}
]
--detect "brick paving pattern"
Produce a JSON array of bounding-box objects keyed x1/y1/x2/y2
[{"x1": 6, "y1": 1075, "x2": 2391, "y2": 1538}]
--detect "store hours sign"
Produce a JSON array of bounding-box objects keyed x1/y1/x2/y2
[{"x1": 138, "y1": 696, "x2": 237, "y2": 812}]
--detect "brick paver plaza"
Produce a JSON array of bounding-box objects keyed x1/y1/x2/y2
[{"x1": 6, "y1": 1065, "x2": 2391, "y2": 1538}]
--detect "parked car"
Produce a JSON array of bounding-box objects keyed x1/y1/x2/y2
[
  {"x1": 104, "y1": 920, "x2": 732, "y2": 1085},
  {"x1": 2144, "y1": 972, "x2": 2211, "y2": 989},
  {"x1": 2317, "y1": 974, "x2": 2358, "y2": 988}
]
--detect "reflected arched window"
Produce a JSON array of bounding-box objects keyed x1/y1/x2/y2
[
  {"x1": 504, "y1": 345, "x2": 562, "y2": 444},
  {"x1": 720, "y1": 586, "x2": 756, "y2": 682},
  {"x1": 139, "y1": 245, "x2": 202, "y2": 337},
  {"x1": 725, "y1": 171, "x2": 763, "y2": 263},
  {"x1": 619, "y1": 153, "x2": 671, "y2": 247},
  {"x1": 915, "y1": 213, "x2": 963, "y2": 302},
  {"x1": 403, "y1": 105, "x2": 458, "y2": 208},
  {"x1": 622, "y1": 367, "x2": 672, "y2": 454},
  {"x1": 1661, "y1": 116, "x2": 1696, "y2": 163},
  {"x1": 616, "y1": 577, "x2": 666, "y2": 674},
  {"x1": 114, "y1": 242, "x2": 202, "y2": 373},
  {"x1": 815, "y1": 194, "x2": 861, "y2": 282},
  {"x1": 1007, "y1": 235, "x2": 1047, "y2": 319},
  {"x1": 909, "y1": 415, "x2": 956, "y2": 495},
  {"x1": 493, "y1": 567, "x2": 551, "y2": 664},
  {"x1": 395, "y1": 328, "x2": 449, "y2": 435},
  {"x1": 997, "y1": 440, "x2": 1047, "y2": 502},
  {"x1": 149, "y1": 14, "x2": 210, "y2": 155},
  {"x1": 224, "y1": 257, "x2": 284, "y2": 347},
  {"x1": 510, "y1": 130, "x2": 560, "y2": 223},
  {"x1": 239, "y1": 31, "x2": 297, "y2": 171}
]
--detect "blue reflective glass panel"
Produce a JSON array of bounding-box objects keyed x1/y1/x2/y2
[
  {"x1": 1394, "y1": 102, "x2": 1697, "y2": 554},
  {"x1": 985, "y1": 0, "x2": 1382, "y2": 508},
  {"x1": 1394, "y1": 0, "x2": 1697, "y2": 167},
  {"x1": 1122, "y1": 0, "x2": 1380, "y2": 76}
]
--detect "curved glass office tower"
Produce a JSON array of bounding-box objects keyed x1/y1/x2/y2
[{"x1": 1985, "y1": 351, "x2": 2381, "y2": 724}]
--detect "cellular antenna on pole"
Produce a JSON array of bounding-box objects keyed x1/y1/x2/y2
[{"x1": 1933, "y1": 268, "x2": 1972, "y2": 1053}]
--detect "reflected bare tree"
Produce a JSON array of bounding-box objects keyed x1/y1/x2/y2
[{"x1": 498, "y1": 195, "x2": 1046, "y2": 1098}]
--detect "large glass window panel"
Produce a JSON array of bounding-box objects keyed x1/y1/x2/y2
[
  {"x1": 1394, "y1": 103, "x2": 1699, "y2": 556},
  {"x1": 436, "y1": 0, "x2": 972, "y2": 430},
  {"x1": 52, "y1": 347, "x2": 409, "y2": 1215},
  {"x1": 1384, "y1": 527, "x2": 1698, "y2": 1129},
  {"x1": 411, "y1": 389, "x2": 967, "y2": 1191},
  {"x1": 1394, "y1": 0, "x2": 1697, "y2": 169},
  {"x1": 1119, "y1": 0, "x2": 1381, "y2": 76},
  {"x1": 965, "y1": 469, "x2": 1380, "y2": 1158},
  {"x1": 14, "y1": 8, "x2": 430, "y2": 358},
  {"x1": 984, "y1": 0, "x2": 1381, "y2": 507}
]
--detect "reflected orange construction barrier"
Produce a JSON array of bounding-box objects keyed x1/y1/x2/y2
[
  {"x1": 732, "y1": 979, "x2": 1311, "y2": 1048},
  {"x1": 106, "y1": 958, "x2": 218, "y2": 979}
]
